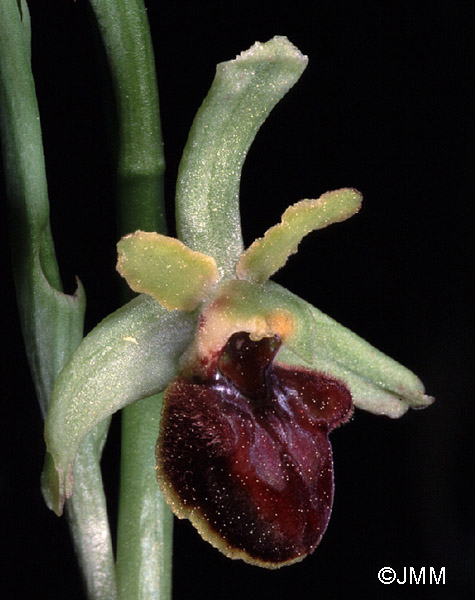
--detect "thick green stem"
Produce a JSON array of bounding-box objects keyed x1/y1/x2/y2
[
  {"x1": 88, "y1": 2, "x2": 172, "y2": 599},
  {"x1": 0, "y1": 2, "x2": 116, "y2": 598}
]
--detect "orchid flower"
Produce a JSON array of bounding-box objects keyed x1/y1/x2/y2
[{"x1": 41, "y1": 36, "x2": 433, "y2": 568}]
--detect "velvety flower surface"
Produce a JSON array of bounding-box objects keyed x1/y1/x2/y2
[{"x1": 157, "y1": 331, "x2": 353, "y2": 567}]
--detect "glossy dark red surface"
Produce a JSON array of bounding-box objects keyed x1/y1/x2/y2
[{"x1": 158, "y1": 332, "x2": 353, "y2": 565}]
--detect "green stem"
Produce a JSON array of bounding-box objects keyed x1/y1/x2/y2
[
  {"x1": 88, "y1": 2, "x2": 172, "y2": 598},
  {"x1": 88, "y1": 0, "x2": 166, "y2": 237},
  {"x1": 65, "y1": 420, "x2": 116, "y2": 600},
  {"x1": 117, "y1": 395, "x2": 173, "y2": 600},
  {"x1": 0, "y1": 2, "x2": 116, "y2": 598}
]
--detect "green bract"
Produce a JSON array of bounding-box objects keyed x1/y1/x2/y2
[{"x1": 42, "y1": 36, "x2": 432, "y2": 520}]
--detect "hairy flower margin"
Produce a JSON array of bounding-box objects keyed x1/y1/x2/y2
[{"x1": 41, "y1": 36, "x2": 433, "y2": 569}]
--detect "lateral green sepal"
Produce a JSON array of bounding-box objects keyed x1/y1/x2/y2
[
  {"x1": 267, "y1": 282, "x2": 434, "y2": 417},
  {"x1": 187, "y1": 279, "x2": 433, "y2": 418},
  {"x1": 43, "y1": 294, "x2": 197, "y2": 514}
]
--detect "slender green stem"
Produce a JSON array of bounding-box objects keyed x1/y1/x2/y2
[
  {"x1": 117, "y1": 395, "x2": 173, "y2": 600},
  {"x1": 0, "y1": 2, "x2": 116, "y2": 598},
  {"x1": 65, "y1": 420, "x2": 116, "y2": 600},
  {"x1": 88, "y1": 2, "x2": 172, "y2": 599},
  {"x1": 88, "y1": 0, "x2": 166, "y2": 237}
]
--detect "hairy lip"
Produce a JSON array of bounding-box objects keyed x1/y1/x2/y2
[{"x1": 156, "y1": 331, "x2": 353, "y2": 567}]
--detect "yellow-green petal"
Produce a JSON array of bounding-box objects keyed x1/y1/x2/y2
[
  {"x1": 117, "y1": 231, "x2": 219, "y2": 311},
  {"x1": 236, "y1": 188, "x2": 362, "y2": 283}
]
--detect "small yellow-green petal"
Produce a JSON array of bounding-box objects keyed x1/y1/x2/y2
[
  {"x1": 236, "y1": 188, "x2": 362, "y2": 283},
  {"x1": 117, "y1": 231, "x2": 219, "y2": 311}
]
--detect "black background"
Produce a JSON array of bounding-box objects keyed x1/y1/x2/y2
[{"x1": 0, "y1": 1, "x2": 473, "y2": 599}]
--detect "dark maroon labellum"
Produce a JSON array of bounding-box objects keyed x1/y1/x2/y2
[{"x1": 157, "y1": 331, "x2": 353, "y2": 567}]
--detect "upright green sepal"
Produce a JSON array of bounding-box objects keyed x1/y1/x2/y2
[
  {"x1": 175, "y1": 36, "x2": 308, "y2": 277},
  {"x1": 43, "y1": 294, "x2": 197, "y2": 514},
  {"x1": 236, "y1": 188, "x2": 362, "y2": 283},
  {"x1": 117, "y1": 231, "x2": 219, "y2": 311}
]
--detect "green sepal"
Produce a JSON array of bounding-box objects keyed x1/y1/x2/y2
[
  {"x1": 43, "y1": 294, "x2": 197, "y2": 514},
  {"x1": 266, "y1": 282, "x2": 434, "y2": 417},
  {"x1": 300, "y1": 302, "x2": 433, "y2": 416},
  {"x1": 175, "y1": 36, "x2": 308, "y2": 277},
  {"x1": 117, "y1": 231, "x2": 219, "y2": 310},
  {"x1": 41, "y1": 418, "x2": 110, "y2": 516},
  {"x1": 236, "y1": 188, "x2": 362, "y2": 283},
  {"x1": 41, "y1": 447, "x2": 61, "y2": 514},
  {"x1": 191, "y1": 279, "x2": 433, "y2": 417}
]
